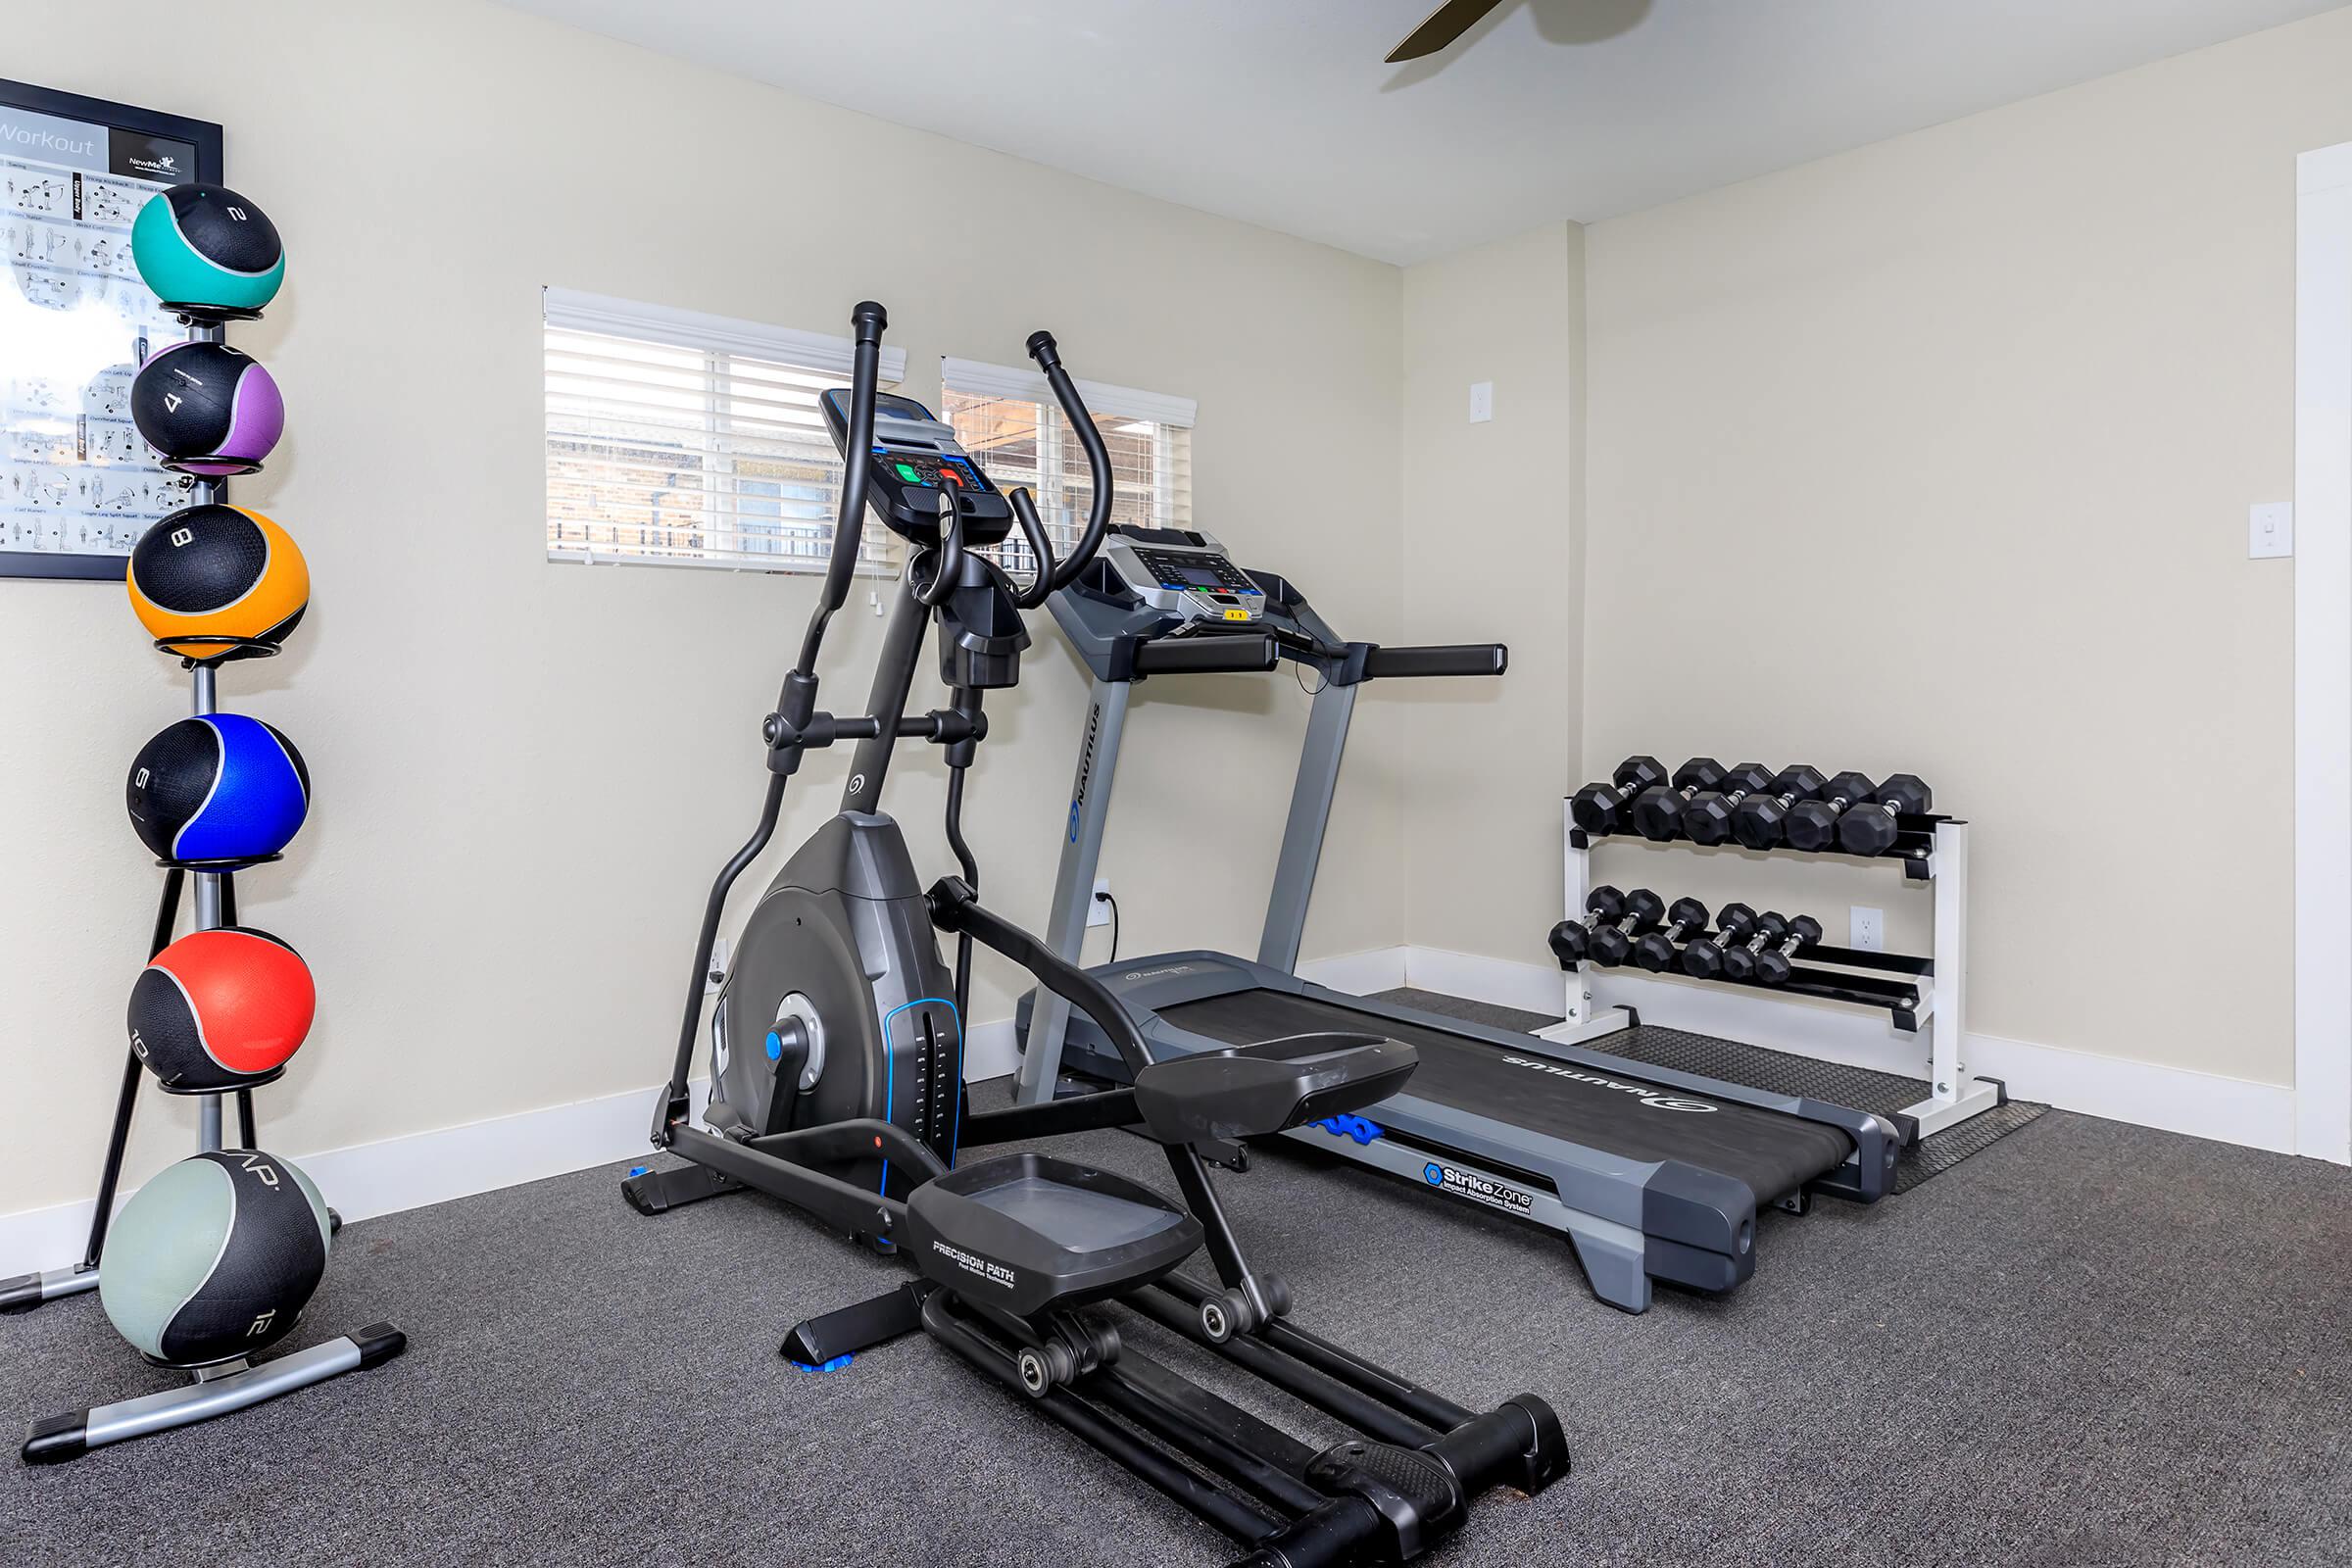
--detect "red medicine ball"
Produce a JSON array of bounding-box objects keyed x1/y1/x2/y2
[{"x1": 126, "y1": 927, "x2": 316, "y2": 1092}]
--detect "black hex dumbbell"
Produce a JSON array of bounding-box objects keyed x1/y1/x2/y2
[
  {"x1": 1837, "y1": 772, "x2": 1934, "y2": 857},
  {"x1": 1548, "y1": 884, "x2": 1639, "y2": 966},
  {"x1": 1720, "y1": 911, "x2": 1790, "y2": 983},
  {"x1": 1634, "y1": 898, "x2": 1710, "y2": 972},
  {"x1": 1682, "y1": 763, "x2": 1774, "y2": 847},
  {"x1": 1732, "y1": 763, "x2": 1828, "y2": 851},
  {"x1": 1570, "y1": 756, "x2": 1668, "y2": 836},
  {"x1": 1785, "y1": 771, "x2": 1877, "y2": 854},
  {"x1": 1631, "y1": 758, "x2": 1726, "y2": 841},
  {"x1": 1747, "y1": 913, "x2": 1825, "y2": 986},
  {"x1": 1679, "y1": 903, "x2": 1758, "y2": 980},
  {"x1": 1586, "y1": 887, "x2": 1667, "y2": 967}
]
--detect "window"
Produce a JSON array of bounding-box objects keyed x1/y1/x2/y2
[
  {"x1": 942, "y1": 357, "x2": 1195, "y2": 577},
  {"x1": 543, "y1": 289, "x2": 908, "y2": 572}
]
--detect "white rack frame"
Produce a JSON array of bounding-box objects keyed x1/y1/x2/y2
[{"x1": 1535, "y1": 805, "x2": 2001, "y2": 1140}]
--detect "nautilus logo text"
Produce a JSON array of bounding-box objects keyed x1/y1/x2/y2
[{"x1": 1499, "y1": 1055, "x2": 1718, "y2": 1112}]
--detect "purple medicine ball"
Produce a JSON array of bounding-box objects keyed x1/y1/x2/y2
[{"x1": 130, "y1": 340, "x2": 285, "y2": 475}]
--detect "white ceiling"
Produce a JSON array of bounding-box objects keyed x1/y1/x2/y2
[{"x1": 501, "y1": 0, "x2": 2347, "y2": 264}]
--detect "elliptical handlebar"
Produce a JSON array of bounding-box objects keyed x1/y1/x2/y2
[
  {"x1": 791, "y1": 301, "x2": 890, "y2": 679},
  {"x1": 917, "y1": 487, "x2": 968, "y2": 609},
  {"x1": 1005, "y1": 489, "x2": 1057, "y2": 610},
  {"x1": 1026, "y1": 330, "x2": 1115, "y2": 596}
]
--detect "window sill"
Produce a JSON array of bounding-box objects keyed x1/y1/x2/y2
[{"x1": 546, "y1": 546, "x2": 899, "y2": 578}]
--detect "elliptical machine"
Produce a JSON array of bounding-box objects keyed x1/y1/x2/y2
[{"x1": 621, "y1": 303, "x2": 1567, "y2": 1568}]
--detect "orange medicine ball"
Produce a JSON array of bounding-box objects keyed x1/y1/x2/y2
[{"x1": 127, "y1": 504, "x2": 310, "y2": 659}]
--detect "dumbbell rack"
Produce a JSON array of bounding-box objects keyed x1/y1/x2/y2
[{"x1": 1538, "y1": 805, "x2": 2001, "y2": 1141}]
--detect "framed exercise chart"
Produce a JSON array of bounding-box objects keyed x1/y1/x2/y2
[{"x1": 1, "y1": 78, "x2": 223, "y2": 580}]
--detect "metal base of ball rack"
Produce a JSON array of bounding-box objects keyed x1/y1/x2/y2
[{"x1": 1540, "y1": 809, "x2": 2005, "y2": 1144}]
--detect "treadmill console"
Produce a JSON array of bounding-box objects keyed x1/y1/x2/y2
[
  {"x1": 1099, "y1": 526, "x2": 1265, "y2": 625},
  {"x1": 820, "y1": 389, "x2": 1012, "y2": 548}
]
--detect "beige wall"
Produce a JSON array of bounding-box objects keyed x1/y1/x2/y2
[
  {"x1": 10, "y1": 2, "x2": 2345, "y2": 1228},
  {"x1": 1578, "y1": 8, "x2": 2352, "y2": 1083},
  {"x1": 1396, "y1": 223, "x2": 1587, "y2": 964},
  {"x1": 2, "y1": 0, "x2": 1404, "y2": 1213}
]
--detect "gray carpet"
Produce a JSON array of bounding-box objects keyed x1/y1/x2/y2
[{"x1": 6, "y1": 1046, "x2": 2350, "y2": 1565}]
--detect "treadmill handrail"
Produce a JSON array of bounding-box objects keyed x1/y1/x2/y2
[
  {"x1": 1360, "y1": 642, "x2": 1508, "y2": 680},
  {"x1": 1131, "y1": 633, "x2": 1280, "y2": 676}
]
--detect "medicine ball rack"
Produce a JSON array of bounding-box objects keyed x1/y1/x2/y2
[
  {"x1": 6, "y1": 298, "x2": 405, "y2": 1460},
  {"x1": 1541, "y1": 797, "x2": 2002, "y2": 1141},
  {"x1": 3, "y1": 688, "x2": 287, "y2": 1319}
]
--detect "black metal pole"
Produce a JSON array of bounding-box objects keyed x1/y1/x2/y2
[
  {"x1": 942, "y1": 761, "x2": 978, "y2": 1023},
  {"x1": 919, "y1": 1293, "x2": 1277, "y2": 1544},
  {"x1": 1090, "y1": 1366, "x2": 1326, "y2": 1515},
  {"x1": 78, "y1": 867, "x2": 187, "y2": 1268},
  {"x1": 1129, "y1": 1287, "x2": 1438, "y2": 1449},
  {"x1": 838, "y1": 574, "x2": 931, "y2": 816},
  {"x1": 655, "y1": 774, "x2": 788, "y2": 1143}
]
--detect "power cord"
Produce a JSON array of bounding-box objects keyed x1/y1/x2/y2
[{"x1": 1095, "y1": 889, "x2": 1119, "y2": 962}]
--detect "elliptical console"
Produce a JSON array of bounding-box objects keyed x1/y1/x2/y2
[{"x1": 818, "y1": 390, "x2": 1013, "y2": 547}]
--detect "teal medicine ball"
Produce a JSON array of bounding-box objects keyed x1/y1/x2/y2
[
  {"x1": 99, "y1": 1149, "x2": 330, "y2": 1366},
  {"x1": 131, "y1": 185, "x2": 285, "y2": 314}
]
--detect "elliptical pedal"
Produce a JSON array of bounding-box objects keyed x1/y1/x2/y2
[{"x1": 620, "y1": 1162, "x2": 741, "y2": 1215}]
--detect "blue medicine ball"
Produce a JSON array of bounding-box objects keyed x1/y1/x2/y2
[{"x1": 125, "y1": 713, "x2": 311, "y2": 861}]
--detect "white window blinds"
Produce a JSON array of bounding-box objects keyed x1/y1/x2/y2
[
  {"x1": 941, "y1": 357, "x2": 1195, "y2": 576},
  {"x1": 543, "y1": 289, "x2": 909, "y2": 573}
]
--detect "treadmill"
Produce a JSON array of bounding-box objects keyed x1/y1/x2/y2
[{"x1": 1012, "y1": 524, "x2": 1902, "y2": 1313}]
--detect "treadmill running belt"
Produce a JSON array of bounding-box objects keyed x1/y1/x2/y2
[{"x1": 1161, "y1": 990, "x2": 1855, "y2": 1202}]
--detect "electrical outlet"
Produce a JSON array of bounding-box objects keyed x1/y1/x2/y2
[
  {"x1": 1468, "y1": 381, "x2": 1494, "y2": 423},
  {"x1": 706, "y1": 936, "x2": 730, "y2": 993},
  {"x1": 1089, "y1": 878, "x2": 1112, "y2": 928},
  {"x1": 1849, "y1": 907, "x2": 1883, "y2": 953}
]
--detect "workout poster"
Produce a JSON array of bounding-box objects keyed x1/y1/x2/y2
[{"x1": 0, "y1": 80, "x2": 221, "y2": 580}]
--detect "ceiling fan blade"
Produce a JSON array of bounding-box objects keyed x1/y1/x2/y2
[{"x1": 1386, "y1": 0, "x2": 1506, "y2": 63}]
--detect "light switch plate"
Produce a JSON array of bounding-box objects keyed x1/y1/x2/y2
[
  {"x1": 1469, "y1": 381, "x2": 1493, "y2": 423},
  {"x1": 2250, "y1": 502, "x2": 2293, "y2": 560}
]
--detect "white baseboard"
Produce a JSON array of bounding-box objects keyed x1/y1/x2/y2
[
  {"x1": 1298, "y1": 946, "x2": 1410, "y2": 995},
  {"x1": 964, "y1": 1015, "x2": 1021, "y2": 1083},
  {"x1": 0, "y1": 1077, "x2": 710, "y2": 1281},
  {"x1": 1961, "y1": 1030, "x2": 2296, "y2": 1153},
  {"x1": 1397, "y1": 945, "x2": 1563, "y2": 1016},
  {"x1": 1387, "y1": 944, "x2": 2301, "y2": 1155},
  {"x1": 8, "y1": 941, "x2": 2303, "y2": 1281}
]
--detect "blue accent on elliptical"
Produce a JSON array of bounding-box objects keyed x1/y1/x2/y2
[
  {"x1": 1312, "y1": 1113, "x2": 1383, "y2": 1146},
  {"x1": 877, "y1": 997, "x2": 962, "y2": 1192},
  {"x1": 788, "y1": 1354, "x2": 855, "y2": 1374}
]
